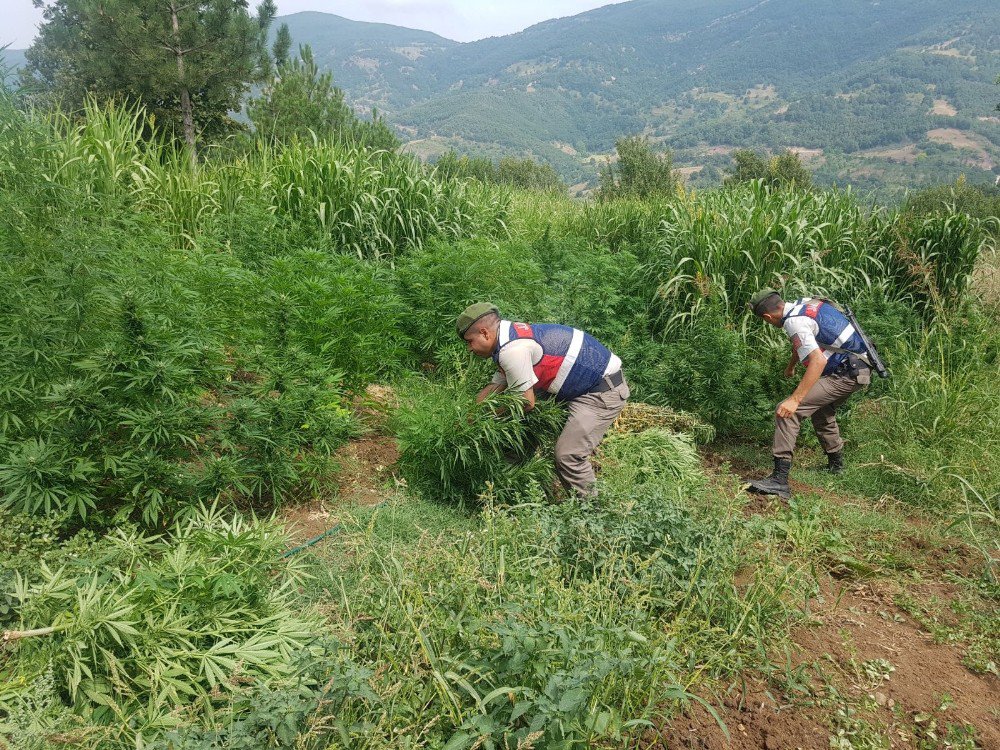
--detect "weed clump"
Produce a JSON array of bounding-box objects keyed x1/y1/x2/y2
[
  {"x1": 395, "y1": 384, "x2": 565, "y2": 506},
  {"x1": 1, "y1": 505, "x2": 317, "y2": 746}
]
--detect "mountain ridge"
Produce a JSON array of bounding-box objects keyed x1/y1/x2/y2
[
  {"x1": 5, "y1": 1, "x2": 998, "y2": 198},
  {"x1": 271, "y1": 0, "x2": 999, "y2": 197}
]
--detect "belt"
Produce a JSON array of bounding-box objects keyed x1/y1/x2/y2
[{"x1": 590, "y1": 370, "x2": 625, "y2": 394}]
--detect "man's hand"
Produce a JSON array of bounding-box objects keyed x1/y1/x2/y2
[
  {"x1": 476, "y1": 383, "x2": 504, "y2": 403},
  {"x1": 776, "y1": 396, "x2": 800, "y2": 419},
  {"x1": 784, "y1": 350, "x2": 798, "y2": 378}
]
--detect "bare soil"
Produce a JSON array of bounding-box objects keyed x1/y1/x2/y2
[
  {"x1": 651, "y1": 578, "x2": 999, "y2": 749},
  {"x1": 653, "y1": 452, "x2": 1000, "y2": 748},
  {"x1": 926, "y1": 129, "x2": 994, "y2": 170},
  {"x1": 645, "y1": 678, "x2": 830, "y2": 749},
  {"x1": 929, "y1": 98, "x2": 957, "y2": 116},
  {"x1": 281, "y1": 435, "x2": 399, "y2": 545}
]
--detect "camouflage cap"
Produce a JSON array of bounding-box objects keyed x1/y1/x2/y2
[
  {"x1": 456, "y1": 302, "x2": 500, "y2": 338},
  {"x1": 749, "y1": 288, "x2": 781, "y2": 316}
]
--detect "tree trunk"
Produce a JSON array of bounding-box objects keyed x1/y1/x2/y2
[{"x1": 170, "y1": 2, "x2": 197, "y2": 167}]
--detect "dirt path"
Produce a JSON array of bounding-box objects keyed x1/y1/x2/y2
[
  {"x1": 651, "y1": 577, "x2": 999, "y2": 749},
  {"x1": 649, "y1": 450, "x2": 1000, "y2": 749}
]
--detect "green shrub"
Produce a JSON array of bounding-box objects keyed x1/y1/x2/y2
[
  {"x1": 1, "y1": 505, "x2": 319, "y2": 747},
  {"x1": 533, "y1": 229, "x2": 643, "y2": 348},
  {"x1": 395, "y1": 239, "x2": 548, "y2": 365},
  {"x1": 903, "y1": 180, "x2": 1000, "y2": 224},
  {"x1": 625, "y1": 308, "x2": 776, "y2": 436},
  {"x1": 598, "y1": 135, "x2": 677, "y2": 202},
  {"x1": 252, "y1": 249, "x2": 412, "y2": 384},
  {"x1": 394, "y1": 383, "x2": 565, "y2": 506},
  {"x1": 0, "y1": 214, "x2": 355, "y2": 525},
  {"x1": 894, "y1": 212, "x2": 985, "y2": 316}
]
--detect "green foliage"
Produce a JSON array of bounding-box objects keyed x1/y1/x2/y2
[
  {"x1": 0, "y1": 505, "x2": 318, "y2": 746},
  {"x1": 598, "y1": 135, "x2": 677, "y2": 201},
  {"x1": 395, "y1": 239, "x2": 547, "y2": 362},
  {"x1": 395, "y1": 384, "x2": 565, "y2": 506},
  {"x1": 727, "y1": 149, "x2": 813, "y2": 189},
  {"x1": 306, "y1": 434, "x2": 790, "y2": 749},
  {"x1": 849, "y1": 311, "x2": 1000, "y2": 509},
  {"x1": 252, "y1": 249, "x2": 412, "y2": 384},
  {"x1": 496, "y1": 156, "x2": 565, "y2": 192},
  {"x1": 432, "y1": 150, "x2": 566, "y2": 192},
  {"x1": 248, "y1": 44, "x2": 400, "y2": 151},
  {"x1": 0, "y1": 96, "x2": 507, "y2": 260},
  {"x1": 532, "y1": 230, "x2": 642, "y2": 345},
  {"x1": 624, "y1": 308, "x2": 775, "y2": 436},
  {"x1": 904, "y1": 180, "x2": 1000, "y2": 225},
  {"x1": 261, "y1": 140, "x2": 509, "y2": 260},
  {"x1": 896, "y1": 212, "x2": 985, "y2": 315},
  {"x1": 23, "y1": 0, "x2": 277, "y2": 151}
]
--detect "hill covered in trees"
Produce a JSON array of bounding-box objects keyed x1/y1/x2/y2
[
  {"x1": 277, "y1": 0, "x2": 1000, "y2": 197},
  {"x1": 5, "y1": 0, "x2": 998, "y2": 197}
]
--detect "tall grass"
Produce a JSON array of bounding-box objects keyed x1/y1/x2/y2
[{"x1": 9, "y1": 98, "x2": 509, "y2": 258}]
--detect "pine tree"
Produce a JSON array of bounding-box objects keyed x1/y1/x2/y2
[
  {"x1": 23, "y1": 0, "x2": 277, "y2": 162},
  {"x1": 249, "y1": 44, "x2": 399, "y2": 150}
]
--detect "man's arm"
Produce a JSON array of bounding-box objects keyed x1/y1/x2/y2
[
  {"x1": 476, "y1": 381, "x2": 536, "y2": 412},
  {"x1": 476, "y1": 383, "x2": 505, "y2": 403},
  {"x1": 777, "y1": 349, "x2": 826, "y2": 418},
  {"x1": 519, "y1": 387, "x2": 536, "y2": 411},
  {"x1": 783, "y1": 349, "x2": 799, "y2": 378}
]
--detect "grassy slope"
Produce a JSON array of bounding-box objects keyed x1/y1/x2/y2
[{"x1": 0, "y1": 92, "x2": 996, "y2": 745}]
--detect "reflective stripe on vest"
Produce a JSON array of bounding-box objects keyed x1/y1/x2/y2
[
  {"x1": 783, "y1": 299, "x2": 868, "y2": 376},
  {"x1": 493, "y1": 320, "x2": 612, "y2": 400}
]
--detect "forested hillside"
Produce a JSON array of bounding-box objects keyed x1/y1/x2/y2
[
  {"x1": 281, "y1": 0, "x2": 999, "y2": 197},
  {"x1": 5, "y1": 1, "x2": 997, "y2": 197}
]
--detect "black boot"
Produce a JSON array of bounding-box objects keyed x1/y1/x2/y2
[
  {"x1": 747, "y1": 458, "x2": 792, "y2": 499},
  {"x1": 824, "y1": 451, "x2": 844, "y2": 475}
]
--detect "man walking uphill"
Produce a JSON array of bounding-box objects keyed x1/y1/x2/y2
[
  {"x1": 746, "y1": 289, "x2": 874, "y2": 499},
  {"x1": 457, "y1": 303, "x2": 629, "y2": 498}
]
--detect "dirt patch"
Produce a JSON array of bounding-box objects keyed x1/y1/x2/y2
[
  {"x1": 929, "y1": 48, "x2": 975, "y2": 62},
  {"x1": 744, "y1": 84, "x2": 777, "y2": 102},
  {"x1": 646, "y1": 678, "x2": 830, "y2": 749},
  {"x1": 929, "y1": 98, "x2": 957, "y2": 116},
  {"x1": 788, "y1": 146, "x2": 824, "y2": 161},
  {"x1": 392, "y1": 46, "x2": 426, "y2": 61},
  {"x1": 281, "y1": 435, "x2": 399, "y2": 544},
  {"x1": 650, "y1": 578, "x2": 999, "y2": 749},
  {"x1": 677, "y1": 165, "x2": 705, "y2": 177},
  {"x1": 926, "y1": 128, "x2": 994, "y2": 170},
  {"x1": 860, "y1": 144, "x2": 921, "y2": 164},
  {"x1": 794, "y1": 580, "x2": 1000, "y2": 747}
]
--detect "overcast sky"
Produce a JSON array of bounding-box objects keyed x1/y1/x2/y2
[{"x1": 3, "y1": 0, "x2": 628, "y2": 48}]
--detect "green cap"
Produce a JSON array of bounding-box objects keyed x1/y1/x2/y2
[
  {"x1": 749, "y1": 288, "x2": 781, "y2": 316},
  {"x1": 456, "y1": 302, "x2": 500, "y2": 338}
]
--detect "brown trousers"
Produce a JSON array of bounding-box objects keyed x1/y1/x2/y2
[
  {"x1": 773, "y1": 373, "x2": 865, "y2": 461},
  {"x1": 555, "y1": 378, "x2": 630, "y2": 496}
]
